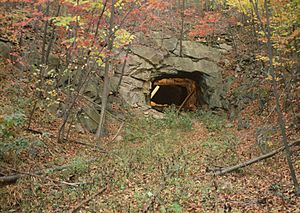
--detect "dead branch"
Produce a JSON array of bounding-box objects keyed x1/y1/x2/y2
[
  {"x1": 71, "y1": 185, "x2": 107, "y2": 212},
  {"x1": 210, "y1": 139, "x2": 300, "y2": 175},
  {"x1": 0, "y1": 168, "x2": 90, "y2": 188},
  {"x1": 0, "y1": 172, "x2": 82, "y2": 188},
  {"x1": 1, "y1": 157, "x2": 99, "y2": 187},
  {"x1": 110, "y1": 122, "x2": 124, "y2": 142},
  {"x1": 26, "y1": 128, "x2": 43, "y2": 135},
  {"x1": 177, "y1": 90, "x2": 195, "y2": 114},
  {"x1": 21, "y1": 171, "x2": 85, "y2": 186},
  {"x1": 0, "y1": 175, "x2": 20, "y2": 187}
]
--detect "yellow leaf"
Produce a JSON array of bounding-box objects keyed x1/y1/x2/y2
[{"x1": 265, "y1": 74, "x2": 273, "y2": 81}]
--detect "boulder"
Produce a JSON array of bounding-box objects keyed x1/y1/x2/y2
[
  {"x1": 82, "y1": 79, "x2": 100, "y2": 100},
  {"x1": 199, "y1": 73, "x2": 223, "y2": 108},
  {"x1": 153, "y1": 37, "x2": 178, "y2": 52},
  {"x1": 174, "y1": 41, "x2": 222, "y2": 62},
  {"x1": 151, "y1": 68, "x2": 178, "y2": 78},
  {"x1": 219, "y1": 43, "x2": 233, "y2": 52},
  {"x1": 118, "y1": 86, "x2": 146, "y2": 106},
  {"x1": 121, "y1": 76, "x2": 144, "y2": 89},
  {"x1": 163, "y1": 57, "x2": 220, "y2": 76},
  {"x1": 129, "y1": 69, "x2": 152, "y2": 81},
  {"x1": 131, "y1": 45, "x2": 167, "y2": 65},
  {"x1": 77, "y1": 106, "x2": 100, "y2": 133},
  {"x1": 126, "y1": 54, "x2": 153, "y2": 69}
]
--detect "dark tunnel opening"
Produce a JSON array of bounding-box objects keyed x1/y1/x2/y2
[
  {"x1": 151, "y1": 85, "x2": 188, "y2": 106},
  {"x1": 150, "y1": 75, "x2": 200, "y2": 111}
]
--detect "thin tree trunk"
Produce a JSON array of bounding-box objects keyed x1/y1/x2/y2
[
  {"x1": 27, "y1": 64, "x2": 47, "y2": 129},
  {"x1": 95, "y1": 0, "x2": 116, "y2": 139},
  {"x1": 264, "y1": 0, "x2": 300, "y2": 196},
  {"x1": 41, "y1": 0, "x2": 50, "y2": 64},
  {"x1": 45, "y1": 4, "x2": 61, "y2": 65},
  {"x1": 179, "y1": 0, "x2": 185, "y2": 57},
  {"x1": 57, "y1": 71, "x2": 91, "y2": 142},
  {"x1": 116, "y1": 46, "x2": 130, "y2": 92},
  {"x1": 58, "y1": 0, "x2": 81, "y2": 141},
  {"x1": 93, "y1": 1, "x2": 108, "y2": 46},
  {"x1": 27, "y1": 99, "x2": 38, "y2": 129},
  {"x1": 193, "y1": 0, "x2": 203, "y2": 16},
  {"x1": 249, "y1": 0, "x2": 265, "y2": 36},
  {"x1": 56, "y1": 0, "x2": 126, "y2": 142}
]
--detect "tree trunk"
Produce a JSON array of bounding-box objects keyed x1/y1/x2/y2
[
  {"x1": 193, "y1": 0, "x2": 204, "y2": 16},
  {"x1": 95, "y1": 0, "x2": 116, "y2": 139},
  {"x1": 45, "y1": 4, "x2": 61, "y2": 65},
  {"x1": 116, "y1": 46, "x2": 130, "y2": 93},
  {"x1": 179, "y1": 0, "x2": 185, "y2": 57},
  {"x1": 264, "y1": 0, "x2": 300, "y2": 196},
  {"x1": 41, "y1": 0, "x2": 50, "y2": 64}
]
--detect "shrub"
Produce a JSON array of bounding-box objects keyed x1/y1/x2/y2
[{"x1": 0, "y1": 111, "x2": 25, "y2": 139}]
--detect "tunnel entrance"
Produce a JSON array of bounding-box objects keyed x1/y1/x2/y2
[
  {"x1": 150, "y1": 77, "x2": 198, "y2": 111},
  {"x1": 151, "y1": 85, "x2": 188, "y2": 105}
]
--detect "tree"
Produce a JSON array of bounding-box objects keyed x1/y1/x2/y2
[
  {"x1": 264, "y1": 0, "x2": 300, "y2": 196},
  {"x1": 179, "y1": 0, "x2": 186, "y2": 57},
  {"x1": 95, "y1": 0, "x2": 116, "y2": 139}
]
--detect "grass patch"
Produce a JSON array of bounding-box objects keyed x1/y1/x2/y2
[
  {"x1": 201, "y1": 133, "x2": 239, "y2": 166},
  {"x1": 124, "y1": 108, "x2": 193, "y2": 144},
  {"x1": 193, "y1": 110, "x2": 226, "y2": 132},
  {"x1": 1, "y1": 108, "x2": 240, "y2": 212},
  {"x1": 64, "y1": 156, "x2": 90, "y2": 176}
]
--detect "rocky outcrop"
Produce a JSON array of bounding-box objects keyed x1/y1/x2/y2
[{"x1": 111, "y1": 31, "x2": 227, "y2": 109}]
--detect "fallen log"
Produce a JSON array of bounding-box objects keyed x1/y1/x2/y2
[
  {"x1": 210, "y1": 139, "x2": 300, "y2": 175},
  {"x1": 0, "y1": 157, "x2": 99, "y2": 187},
  {"x1": 0, "y1": 175, "x2": 20, "y2": 187}
]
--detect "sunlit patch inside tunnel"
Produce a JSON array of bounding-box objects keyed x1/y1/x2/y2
[{"x1": 150, "y1": 77, "x2": 198, "y2": 111}]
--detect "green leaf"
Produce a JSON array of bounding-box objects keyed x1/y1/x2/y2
[{"x1": 169, "y1": 202, "x2": 183, "y2": 213}]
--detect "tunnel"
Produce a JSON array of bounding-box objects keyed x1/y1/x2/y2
[
  {"x1": 151, "y1": 85, "x2": 188, "y2": 105},
  {"x1": 150, "y1": 77, "x2": 199, "y2": 111}
]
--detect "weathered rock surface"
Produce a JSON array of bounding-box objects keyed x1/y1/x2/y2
[
  {"x1": 219, "y1": 43, "x2": 233, "y2": 52},
  {"x1": 173, "y1": 41, "x2": 222, "y2": 61},
  {"x1": 163, "y1": 57, "x2": 220, "y2": 76},
  {"x1": 131, "y1": 45, "x2": 167, "y2": 65},
  {"x1": 114, "y1": 32, "x2": 226, "y2": 109},
  {"x1": 77, "y1": 106, "x2": 101, "y2": 133}
]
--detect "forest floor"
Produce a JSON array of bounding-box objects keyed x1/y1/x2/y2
[{"x1": 0, "y1": 60, "x2": 300, "y2": 212}]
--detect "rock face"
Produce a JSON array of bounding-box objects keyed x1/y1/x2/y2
[{"x1": 111, "y1": 32, "x2": 226, "y2": 109}]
